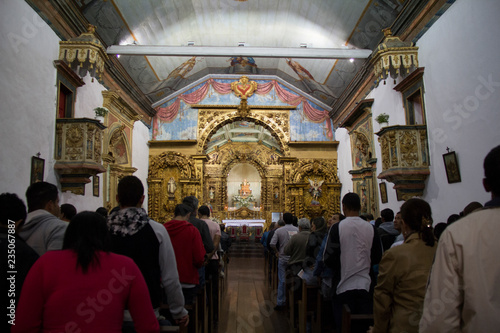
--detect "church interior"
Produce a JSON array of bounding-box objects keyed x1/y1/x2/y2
[
  {"x1": 1, "y1": 0, "x2": 499, "y2": 331},
  {"x1": 2, "y1": 0, "x2": 498, "y2": 226}
]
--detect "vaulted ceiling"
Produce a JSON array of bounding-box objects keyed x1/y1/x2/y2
[{"x1": 77, "y1": 0, "x2": 407, "y2": 109}]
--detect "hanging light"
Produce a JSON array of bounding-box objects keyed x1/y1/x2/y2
[
  {"x1": 371, "y1": 28, "x2": 418, "y2": 85},
  {"x1": 58, "y1": 24, "x2": 108, "y2": 84}
]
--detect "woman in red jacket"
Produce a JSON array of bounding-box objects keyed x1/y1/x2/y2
[
  {"x1": 164, "y1": 204, "x2": 206, "y2": 304},
  {"x1": 13, "y1": 211, "x2": 159, "y2": 333}
]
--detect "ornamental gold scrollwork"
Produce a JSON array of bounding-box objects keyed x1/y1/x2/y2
[
  {"x1": 197, "y1": 109, "x2": 290, "y2": 156},
  {"x1": 94, "y1": 130, "x2": 102, "y2": 163},
  {"x1": 66, "y1": 124, "x2": 84, "y2": 160},
  {"x1": 231, "y1": 76, "x2": 258, "y2": 100},
  {"x1": 379, "y1": 135, "x2": 390, "y2": 171},
  {"x1": 399, "y1": 131, "x2": 418, "y2": 167},
  {"x1": 149, "y1": 151, "x2": 196, "y2": 179}
]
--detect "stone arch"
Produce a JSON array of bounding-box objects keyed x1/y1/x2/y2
[{"x1": 197, "y1": 110, "x2": 290, "y2": 156}]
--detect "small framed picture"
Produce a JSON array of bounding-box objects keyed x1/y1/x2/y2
[
  {"x1": 443, "y1": 151, "x2": 461, "y2": 184},
  {"x1": 30, "y1": 156, "x2": 45, "y2": 185},
  {"x1": 379, "y1": 182, "x2": 388, "y2": 204},
  {"x1": 93, "y1": 176, "x2": 99, "y2": 197}
]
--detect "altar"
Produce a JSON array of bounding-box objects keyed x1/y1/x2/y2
[
  {"x1": 222, "y1": 219, "x2": 266, "y2": 227},
  {"x1": 223, "y1": 219, "x2": 266, "y2": 242}
]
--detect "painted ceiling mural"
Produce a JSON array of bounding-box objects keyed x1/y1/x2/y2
[
  {"x1": 150, "y1": 78, "x2": 334, "y2": 143},
  {"x1": 79, "y1": 0, "x2": 406, "y2": 105}
]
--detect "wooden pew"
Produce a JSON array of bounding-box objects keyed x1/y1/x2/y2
[
  {"x1": 297, "y1": 283, "x2": 322, "y2": 333},
  {"x1": 341, "y1": 304, "x2": 374, "y2": 333}
]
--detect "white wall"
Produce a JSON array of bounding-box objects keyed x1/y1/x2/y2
[
  {"x1": 342, "y1": 0, "x2": 500, "y2": 223},
  {"x1": 417, "y1": 0, "x2": 500, "y2": 223},
  {"x1": 0, "y1": 0, "x2": 60, "y2": 199},
  {"x1": 0, "y1": 2, "x2": 155, "y2": 215},
  {"x1": 366, "y1": 80, "x2": 406, "y2": 215},
  {"x1": 133, "y1": 121, "x2": 151, "y2": 212},
  {"x1": 335, "y1": 127, "x2": 354, "y2": 201}
]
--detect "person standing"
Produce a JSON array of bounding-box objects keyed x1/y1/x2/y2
[
  {"x1": 323, "y1": 193, "x2": 382, "y2": 332},
  {"x1": 164, "y1": 204, "x2": 206, "y2": 305},
  {"x1": 198, "y1": 204, "x2": 221, "y2": 326},
  {"x1": 420, "y1": 145, "x2": 500, "y2": 332},
  {"x1": 371, "y1": 199, "x2": 437, "y2": 333},
  {"x1": 270, "y1": 212, "x2": 298, "y2": 310},
  {"x1": 0, "y1": 193, "x2": 39, "y2": 333},
  {"x1": 107, "y1": 176, "x2": 188, "y2": 330},
  {"x1": 19, "y1": 181, "x2": 67, "y2": 256},
  {"x1": 13, "y1": 212, "x2": 159, "y2": 333}
]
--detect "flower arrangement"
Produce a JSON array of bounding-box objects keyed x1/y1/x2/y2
[
  {"x1": 375, "y1": 113, "x2": 389, "y2": 124},
  {"x1": 94, "y1": 106, "x2": 110, "y2": 117},
  {"x1": 233, "y1": 194, "x2": 255, "y2": 207}
]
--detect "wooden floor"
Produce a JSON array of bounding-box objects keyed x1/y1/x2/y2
[{"x1": 217, "y1": 241, "x2": 290, "y2": 333}]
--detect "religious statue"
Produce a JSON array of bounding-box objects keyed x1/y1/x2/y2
[
  {"x1": 209, "y1": 187, "x2": 215, "y2": 200},
  {"x1": 167, "y1": 177, "x2": 177, "y2": 195},
  {"x1": 308, "y1": 178, "x2": 324, "y2": 205},
  {"x1": 239, "y1": 179, "x2": 251, "y2": 198}
]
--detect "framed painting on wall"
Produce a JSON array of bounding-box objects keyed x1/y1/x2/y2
[
  {"x1": 443, "y1": 151, "x2": 461, "y2": 184},
  {"x1": 379, "y1": 182, "x2": 388, "y2": 204},
  {"x1": 30, "y1": 156, "x2": 45, "y2": 185},
  {"x1": 93, "y1": 176, "x2": 99, "y2": 197}
]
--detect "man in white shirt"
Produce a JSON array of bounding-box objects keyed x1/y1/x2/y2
[
  {"x1": 420, "y1": 145, "x2": 500, "y2": 332},
  {"x1": 270, "y1": 212, "x2": 298, "y2": 310},
  {"x1": 324, "y1": 192, "x2": 382, "y2": 332}
]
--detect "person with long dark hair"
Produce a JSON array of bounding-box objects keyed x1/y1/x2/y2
[
  {"x1": 13, "y1": 212, "x2": 159, "y2": 333},
  {"x1": 370, "y1": 198, "x2": 437, "y2": 333}
]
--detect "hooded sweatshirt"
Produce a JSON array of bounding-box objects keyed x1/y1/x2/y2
[
  {"x1": 108, "y1": 207, "x2": 162, "y2": 307},
  {"x1": 378, "y1": 221, "x2": 400, "y2": 251},
  {"x1": 107, "y1": 207, "x2": 188, "y2": 319},
  {"x1": 164, "y1": 219, "x2": 206, "y2": 285},
  {"x1": 19, "y1": 209, "x2": 67, "y2": 256}
]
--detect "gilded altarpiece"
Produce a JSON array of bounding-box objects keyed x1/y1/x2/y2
[
  {"x1": 284, "y1": 158, "x2": 342, "y2": 219},
  {"x1": 147, "y1": 106, "x2": 341, "y2": 226},
  {"x1": 343, "y1": 100, "x2": 379, "y2": 216},
  {"x1": 101, "y1": 91, "x2": 142, "y2": 210},
  {"x1": 148, "y1": 152, "x2": 198, "y2": 221}
]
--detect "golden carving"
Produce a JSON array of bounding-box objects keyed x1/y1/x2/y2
[
  {"x1": 66, "y1": 124, "x2": 84, "y2": 160},
  {"x1": 399, "y1": 131, "x2": 418, "y2": 167},
  {"x1": 231, "y1": 76, "x2": 257, "y2": 100},
  {"x1": 377, "y1": 125, "x2": 430, "y2": 200},
  {"x1": 197, "y1": 109, "x2": 290, "y2": 156},
  {"x1": 237, "y1": 99, "x2": 250, "y2": 118},
  {"x1": 94, "y1": 130, "x2": 102, "y2": 163},
  {"x1": 148, "y1": 152, "x2": 197, "y2": 222}
]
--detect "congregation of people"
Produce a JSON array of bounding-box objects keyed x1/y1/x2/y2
[
  {"x1": 2, "y1": 145, "x2": 499, "y2": 332},
  {"x1": 260, "y1": 145, "x2": 500, "y2": 332},
  {"x1": 2, "y1": 175, "x2": 231, "y2": 333}
]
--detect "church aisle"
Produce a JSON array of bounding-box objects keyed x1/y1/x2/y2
[{"x1": 217, "y1": 242, "x2": 290, "y2": 333}]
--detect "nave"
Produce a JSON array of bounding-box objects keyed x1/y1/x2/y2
[{"x1": 218, "y1": 242, "x2": 290, "y2": 333}]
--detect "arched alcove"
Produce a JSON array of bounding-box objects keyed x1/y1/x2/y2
[{"x1": 227, "y1": 163, "x2": 261, "y2": 207}]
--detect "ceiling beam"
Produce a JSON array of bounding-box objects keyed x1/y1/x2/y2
[{"x1": 106, "y1": 45, "x2": 373, "y2": 59}]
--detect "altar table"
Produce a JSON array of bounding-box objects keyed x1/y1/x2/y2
[{"x1": 222, "y1": 219, "x2": 266, "y2": 227}]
